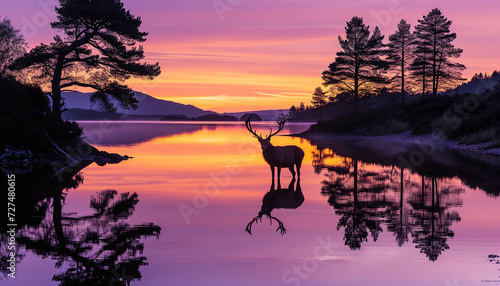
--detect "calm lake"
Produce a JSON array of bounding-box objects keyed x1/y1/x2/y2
[{"x1": 3, "y1": 121, "x2": 500, "y2": 286}]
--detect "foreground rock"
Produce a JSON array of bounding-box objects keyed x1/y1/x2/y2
[{"x1": 1, "y1": 137, "x2": 131, "y2": 175}]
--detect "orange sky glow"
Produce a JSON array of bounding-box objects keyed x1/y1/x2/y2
[{"x1": 3, "y1": 0, "x2": 500, "y2": 112}]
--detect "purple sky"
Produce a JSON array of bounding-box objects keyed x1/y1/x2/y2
[{"x1": 2, "y1": 0, "x2": 500, "y2": 111}]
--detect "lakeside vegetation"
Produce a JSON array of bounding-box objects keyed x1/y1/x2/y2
[
  {"x1": 0, "y1": 0, "x2": 158, "y2": 170},
  {"x1": 307, "y1": 83, "x2": 500, "y2": 147},
  {"x1": 0, "y1": 76, "x2": 82, "y2": 150},
  {"x1": 287, "y1": 8, "x2": 500, "y2": 149}
]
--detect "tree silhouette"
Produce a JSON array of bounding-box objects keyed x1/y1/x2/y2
[
  {"x1": 0, "y1": 18, "x2": 27, "y2": 77},
  {"x1": 12, "y1": 0, "x2": 161, "y2": 120},
  {"x1": 384, "y1": 167, "x2": 413, "y2": 247},
  {"x1": 321, "y1": 158, "x2": 389, "y2": 249},
  {"x1": 322, "y1": 16, "x2": 389, "y2": 111},
  {"x1": 312, "y1": 146, "x2": 465, "y2": 260},
  {"x1": 311, "y1": 87, "x2": 328, "y2": 121},
  {"x1": 409, "y1": 177, "x2": 462, "y2": 261},
  {"x1": 411, "y1": 8, "x2": 465, "y2": 96},
  {"x1": 387, "y1": 19, "x2": 415, "y2": 102},
  {"x1": 0, "y1": 159, "x2": 160, "y2": 285},
  {"x1": 0, "y1": 17, "x2": 27, "y2": 100},
  {"x1": 298, "y1": 102, "x2": 306, "y2": 112},
  {"x1": 16, "y1": 189, "x2": 160, "y2": 285}
]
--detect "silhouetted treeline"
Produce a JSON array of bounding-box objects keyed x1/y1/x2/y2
[
  {"x1": 312, "y1": 147, "x2": 464, "y2": 261},
  {"x1": 291, "y1": 8, "x2": 471, "y2": 121},
  {"x1": 318, "y1": 8, "x2": 465, "y2": 110},
  {"x1": 451, "y1": 70, "x2": 500, "y2": 95}
]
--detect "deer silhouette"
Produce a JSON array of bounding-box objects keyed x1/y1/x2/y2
[
  {"x1": 245, "y1": 114, "x2": 304, "y2": 186},
  {"x1": 245, "y1": 178, "x2": 304, "y2": 235}
]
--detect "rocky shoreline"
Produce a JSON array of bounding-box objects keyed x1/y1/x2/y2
[{"x1": 1, "y1": 138, "x2": 130, "y2": 175}]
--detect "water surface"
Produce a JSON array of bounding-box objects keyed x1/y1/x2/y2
[{"x1": 2, "y1": 122, "x2": 500, "y2": 286}]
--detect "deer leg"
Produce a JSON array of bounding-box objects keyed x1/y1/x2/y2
[
  {"x1": 296, "y1": 163, "x2": 302, "y2": 179},
  {"x1": 277, "y1": 167, "x2": 282, "y2": 188},
  {"x1": 288, "y1": 166, "x2": 296, "y2": 178},
  {"x1": 270, "y1": 165, "x2": 275, "y2": 185}
]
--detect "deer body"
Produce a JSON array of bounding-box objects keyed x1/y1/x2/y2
[
  {"x1": 262, "y1": 145, "x2": 304, "y2": 168},
  {"x1": 262, "y1": 144, "x2": 304, "y2": 183},
  {"x1": 246, "y1": 115, "x2": 305, "y2": 185}
]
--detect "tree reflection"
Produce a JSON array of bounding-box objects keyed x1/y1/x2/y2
[
  {"x1": 409, "y1": 177, "x2": 462, "y2": 261},
  {"x1": 315, "y1": 147, "x2": 463, "y2": 260},
  {"x1": 321, "y1": 158, "x2": 389, "y2": 250},
  {"x1": 384, "y1": 168, "x2": 412, "y2": 247},
  {"x1": 1, "y1": 164, "x2": 160, "y2": 285}
]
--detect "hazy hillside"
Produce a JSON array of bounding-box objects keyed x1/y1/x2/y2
[{"x1": 62, "y1": 91, "x2": 214, "y2": 117}]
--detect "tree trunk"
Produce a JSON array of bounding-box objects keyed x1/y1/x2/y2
[
  {"x1": 432, "y1": 34, "x2": 437, "y2": 96},
  {"x1": 400, "y1": 167, "x2": 404, "y2": 230},
  {"x1": 401, "y1": 37, "x2": 405, "y2": 103},
  {"x1": 354, "y1": 60, "x2": 359, "y2": 112},
  {"x1": 353, "y1": 159, "x2": 358, "y2": 214},
  {"x1": 51, "y1": 54, "x2": 65, "y2": 120},
  {"x1": 422, "y1": 60, "x2": 427, "y2": 96},
  {"x1": 53, "y1": 192, "x2": 67, "y2": 251}
]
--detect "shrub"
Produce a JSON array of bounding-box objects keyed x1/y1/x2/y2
[
  {"x1": 0, "y1": 76, "x2": 82, "y2": 149},
  {"x1": 460, "y1": 127, "x2": 498, "y2": 145}
]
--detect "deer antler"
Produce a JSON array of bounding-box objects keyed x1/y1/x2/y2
[
  {"x1": 267, "y1": 114, "x2": 288, "y2": 139},
  {"x1": 266, "y1": 214, "x2": 287, "y2": 236},
  {"x1": 245, "y1": 215, "x2": 262, "y2": 235},
  {"x1": 245, "y1": 214, "x2": 286, "y2": 235},
  {"x1": 245, "y1": 116, "x2": 261, "y2": 138}
]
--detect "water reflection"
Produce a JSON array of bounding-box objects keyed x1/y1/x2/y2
[
  {"x1": 78, "y1": 122, "x2": 204, "y2": 146},
  {"x1": 0, "y1": 162, "x2": 160, "y2": 285},
  {"x1": 312, "y1": 142, "x2": 467, "y2": 261},
  {"x1": 78, "y1": 121, "x2": 312, "y2": 147},
  {"x1": 245, "y1": 178, "x2": 304, "y2": 236}
]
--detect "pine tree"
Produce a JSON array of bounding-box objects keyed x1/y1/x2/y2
[
  {"x1": 387, "y1": 19, "x2": 415, "y2": 102},
  {"x1": 311, "y1": 87, "x2": 327, "y2": 121},
  {"x1": 0, "y1": 18, "x2": 27, "y2": 77},
  {"x1": 311, "y1": 87, "x2": 327, "y2": 107},
  {"x1": 409, "y1": 43, "x2": 432, "y2": 96},
  {"x1": 322, "y1": 16, "x2": 389, "y2": 111},
  {"x1": 12, "y1": 0, "x2": 161, "y2": 120},
  {"x1": 298, "y1": 102, "x2": 305, "y2": 112},
  {"x1": 411, "y1": 8, "x2": 465, "y2": 96},
  {"x1": 0, "y1": 17, "x2": 27, "y2": 99}
]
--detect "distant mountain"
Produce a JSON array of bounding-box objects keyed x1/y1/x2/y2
[
  {"x1": 447, "y1": 71, "x2": 500, "y2": 95},
  {"x1": 224, "y1": 109, "x2": 289, "y2": 121},
  {"x1": 61, "y1": 91, "x2": 214, "y2": 117},
  {"x1": 61, "y1": 91, "x2": 293, "y2": 121}
]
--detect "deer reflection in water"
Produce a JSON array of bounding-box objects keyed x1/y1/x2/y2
[
  {"x1": 245, "y1": 178, "x2": 304, "y2": 236},
  {"x1": 245, "y1": 114, "x2": 304, "y2": 186}
]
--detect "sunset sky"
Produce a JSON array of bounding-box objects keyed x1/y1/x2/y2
[{"x1": 2, "y1": 0, "x2": 500, "y2": 112}]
